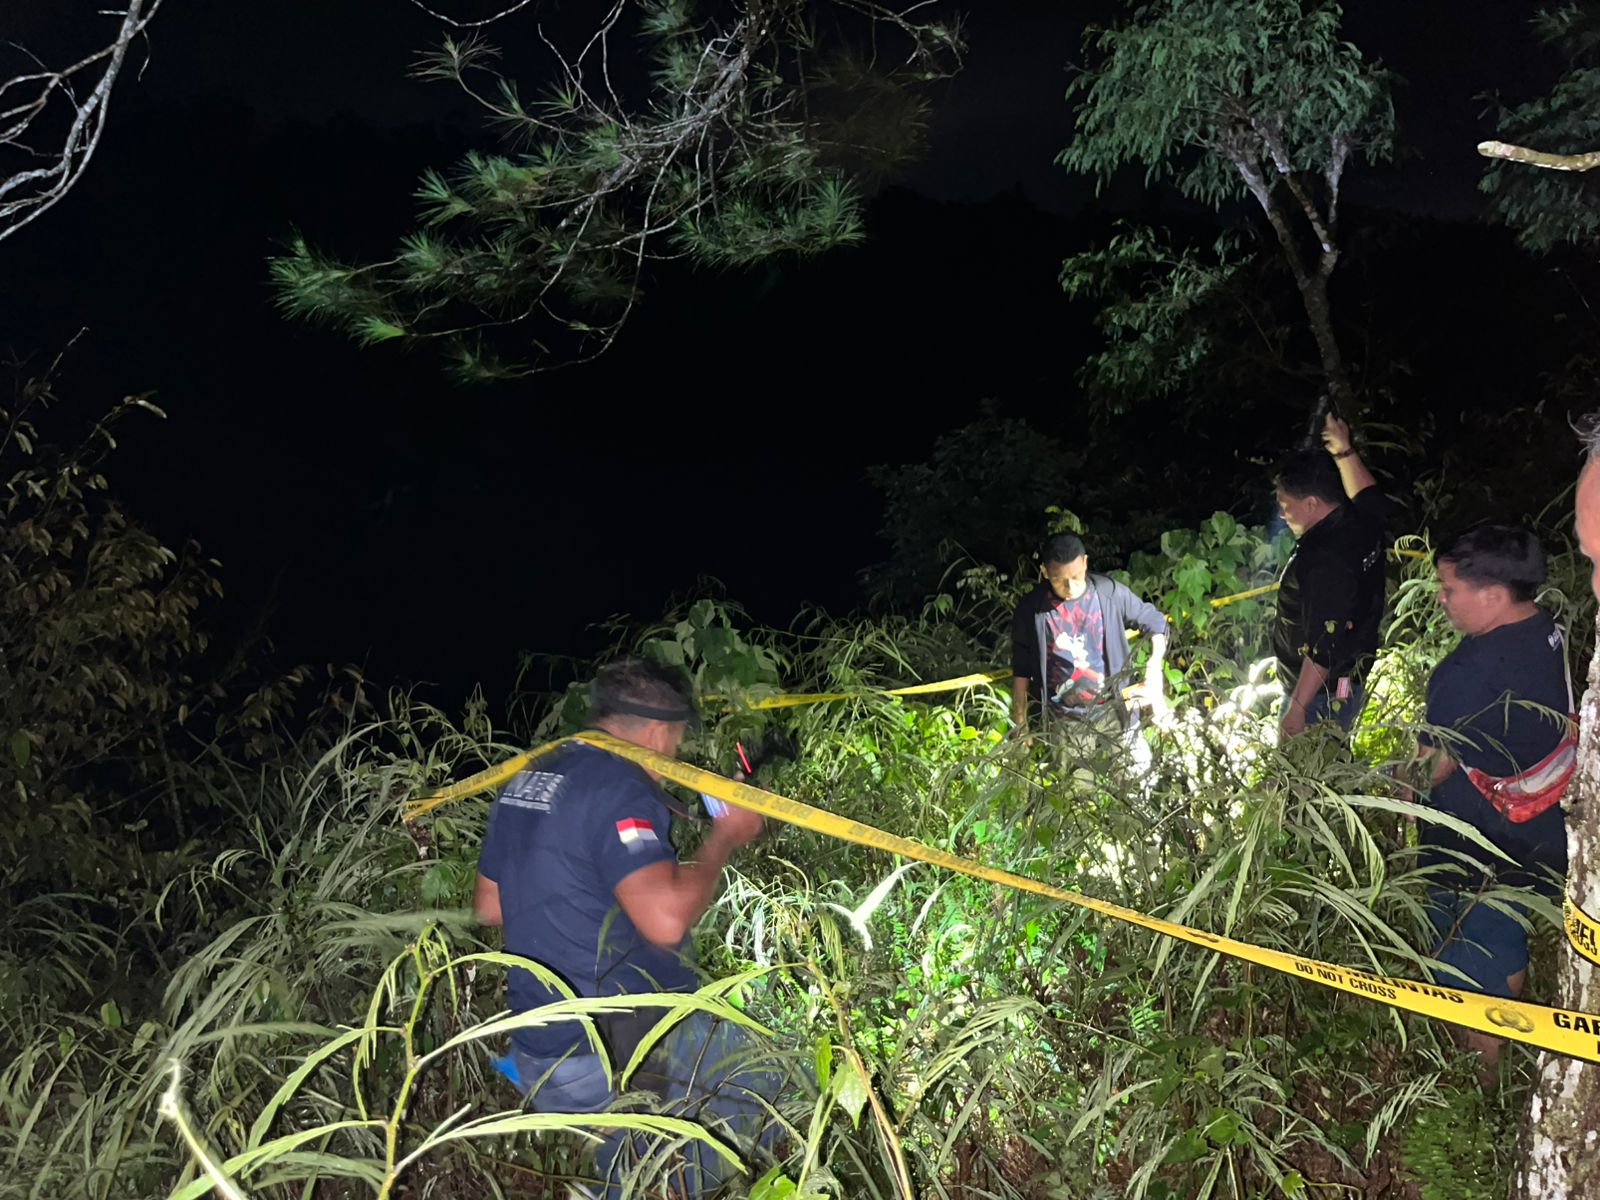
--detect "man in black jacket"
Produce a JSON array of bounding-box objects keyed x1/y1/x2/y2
[
  {"x1": 1272, "y1": 414, "x2": 1386, "y2": 741},
  {"x1": 1010, "y1": 532, "x2": 1171, "y2": 737}
]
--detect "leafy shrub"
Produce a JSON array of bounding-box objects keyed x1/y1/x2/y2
[{"x1": 4, "y1": 464, "x2": 1579, "y2": 1200}]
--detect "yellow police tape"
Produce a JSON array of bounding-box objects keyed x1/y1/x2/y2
[
  {"x1": 1208, "y1": 582, "x2": 1280, "y2": 609},
  {"x1": 1204, "y1": 548, "x2": 1427, "y2": 611},
  {"x1": 707, "y1": 670, "x2": 1011, "y2": 711},
  {"x1": 1567, "y1": 895, "x2": 1600, "y2": 969},
  {"x1": 709, "y1": 550, "x2": 1433, "y2": 708},
  {"x1": 407, "y1": 731, "x2": 1600, "y2": 1064}
]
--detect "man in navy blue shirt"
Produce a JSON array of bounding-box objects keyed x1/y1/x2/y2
[
  {"x1": 475, "y1": 657, "x2": 770, "y2": 1196},
  {"x1": 1411, "y1": 526, "x2": 1570, "y2": 1074}
]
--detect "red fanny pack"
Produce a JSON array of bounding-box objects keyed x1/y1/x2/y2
[
  {"x1": 1462, "y1": 623, "x2": 1578, "y2": 825},
  {"x1": 1464, "y1": 718, "x2": 1578, "y2": 824}
]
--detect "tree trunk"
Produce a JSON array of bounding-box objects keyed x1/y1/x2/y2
[
  {"x1": 1237, "y1": 164, "x2": 1357, "y2": 411},
  {"x1": 1509, "y1": 614, "x2": 1600, "y2": 1200},
  {"x1": 1288, "y1": 265, "x2": 1355, "y2": 412}
]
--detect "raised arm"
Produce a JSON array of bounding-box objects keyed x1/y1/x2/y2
[{"x1": 1322, "y1": 414, "x2": 1377, "y2": 499}]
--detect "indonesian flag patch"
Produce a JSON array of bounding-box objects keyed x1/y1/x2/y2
[{"x1": 615, "y1": 818, "x2": 658, "y2": 851}]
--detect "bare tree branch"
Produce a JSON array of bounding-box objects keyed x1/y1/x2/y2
[
  {"x1": 0, "y1": 0, "x2": 163, "y2": 243},
  {"x1": 1477, "y1": 138, "x2": 1600, "y2": 173},
  {"x1": 1324, "y1": 131, "x2": 1348, "y2": 236},
  {"x1": 405, "y1": 0, "x2": 541, "y2": 29}
]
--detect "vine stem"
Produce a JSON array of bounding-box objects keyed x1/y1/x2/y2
[
  {"x1": 807, "y1": 960, "x2": 916, "y2": 1200},
  {"x1": 377, "y1": 940, "x2": 437, "y2": 1200},
  {"x1": 157, "y1": 1061, "x2": 248, "y2": 1200}
]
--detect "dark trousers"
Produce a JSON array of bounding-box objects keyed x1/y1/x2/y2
[{"x1": 512, "y1": 1012, "x2": 783, "y2": 1197}]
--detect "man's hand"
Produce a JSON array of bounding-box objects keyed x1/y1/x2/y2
[
  {"x1": 1278, "y1": 701, "x2": 1308, "y2": 743},
  {"x1": 1386, "y1": 764, "x2": 1418, "y2": 813},
  {"x1": 1320, "y1": 412, "x2": 1377, "y2": 496},
  {"x1": 473, "y1": 874, "x2": 503, "y2": 926},
  {"x1": 1321, "y1": 413, "x2": 1353, "y2": 457},
  {"x1": 1010, "y1": 676, "x2": 1030, "y2": 737},
  {"x1": 1128, "y1": 633, "x2": 1171, "y2": 726},
  {"x1": 1005, "y1": 717, "x2": 1034, "y2": 751},
  {"x1": 1125, "y1": 677, "x2": 1169, "y2": 726},
  {"x1": 709, "y1": 802, "x2": 764, "y2": 848},
  {"x1": 1281, "y1": 657, "x2": 1327, "y2": 743}
]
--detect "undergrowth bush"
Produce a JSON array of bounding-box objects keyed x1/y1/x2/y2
[{"x1": 2, "y1": 416, "x2": 1590, "y2": 1198}]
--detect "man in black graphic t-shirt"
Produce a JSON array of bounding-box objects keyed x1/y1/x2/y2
[
  {"x1": 1044, "y1": 593, "x2": 1107, "y2": 711},
  {"x1": 1010, "y1": 532, "x2": 1171, "y2": 731}
]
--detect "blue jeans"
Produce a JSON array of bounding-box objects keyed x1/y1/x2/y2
[
  {"x1": 1427, "y1": 887, "x2": 1531, "y2": 997},
  {"x1": 511, "y1": 1012, "x2": 783, "y2": 1197},
  {"x1": 1282, "y1": 681, "x2": 1363, "y2": 731}
]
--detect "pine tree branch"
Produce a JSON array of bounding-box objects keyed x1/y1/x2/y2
[{"x1": 277, "y1": 0, "x2": 957, "y2": 377}]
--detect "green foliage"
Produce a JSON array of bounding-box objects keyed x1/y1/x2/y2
[
  {"x1": 0, "y1": 373, "x2": 212, "y2": 891},
  {"x1": 1398, "y1": 1085, "x2": 1517, "y2": 1200},
  {"x1": 1481, "y1": 5, "x2": 1600, "y2": 251},
  {"x1": 4, "y1": 409, "x2": 1570, "y2": 1200},
  {"x1": 0, "y1": 690, "x2": 522, "y2": 1200},
  {"x1": 271, "y1": 2, "x2": 962, "y2": 379},
  {"x1": 1063, "y1": 225, "x2": 1245, "y2": 416},
  {"x1": 1060, "y1": 0, "x2": 1394, "y2": 211},
  {"x1": 1122, "y1": 510, "x2": 1292, "y2": 687},
  {"x1": 0, "y1": 363, "x2": 279, "y2": 923},
  {"x1": 868, "y1": 409, "x2": 1093, "y2": 601},
  {"x1": 1061, "y1": 0, "x2": 1395, "y2": 408},
  {"x1": 1061, "y1": 223, "x2": 1317, "y2": 427},
  {"x1": 158, "y1": 929, "x2": 767, "y2": 1200},
  {"x1": 644, "y1": 597, "x2": 787, "y2": 695},
  {"x1": 801, "y1": 46, "x2": 939, "y2": 193}
]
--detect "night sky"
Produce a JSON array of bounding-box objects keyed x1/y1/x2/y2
[{"x1": 0, "y1": 2, "x2": 1570, "y2": 708}]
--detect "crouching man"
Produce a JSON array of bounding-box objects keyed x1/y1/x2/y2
[{"x1": 475, "y1": 658, "x2": 780, "y2": 1196}]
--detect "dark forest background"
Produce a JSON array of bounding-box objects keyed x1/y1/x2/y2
[{"x1": 3, "y1": 0, "x2": 1592, "y2": 710}]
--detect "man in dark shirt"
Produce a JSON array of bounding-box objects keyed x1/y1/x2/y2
[
  {"x1": 474, "y1": 658, "x2": 773, "y2": 1197},
  {"x1": 1413, "y1": 526, "x2": 1569, "y2": 1072},
  {"x1": 1272, "y1": 415, "x2": 1387, "y2": 740},
  {"x1": 1010, "y1": 532, "x2": 1171, "y2": 739}
]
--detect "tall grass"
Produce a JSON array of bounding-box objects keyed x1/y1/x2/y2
[{"x1": 4, "y1": 517, "x2": 1585, "y2": 1199}]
